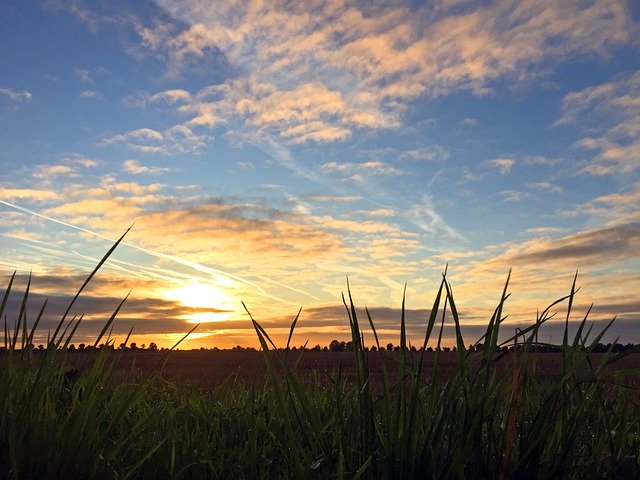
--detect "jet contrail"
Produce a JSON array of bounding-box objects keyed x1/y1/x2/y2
[{"x1": 0, "y1": 199, "x2": 307, "y2": 304}]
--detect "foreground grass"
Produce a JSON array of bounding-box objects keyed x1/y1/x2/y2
[{"x1": 1, "y1": 235, "x2": 639, "y2": 479}]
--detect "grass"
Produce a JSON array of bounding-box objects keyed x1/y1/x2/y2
[{"x1": 1, "y1": 234, "x2": 639, "y2": 479}]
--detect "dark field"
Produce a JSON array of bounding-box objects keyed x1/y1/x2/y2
[{"x1": 60, "y1": 349, "x2": 640, "y2": 388}]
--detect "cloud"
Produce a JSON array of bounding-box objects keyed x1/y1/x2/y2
[
  {"x1": 75, "y1": 68, "x2": 92, "y2": 83},
  {"x1": 523, "y1": 155, "x2": 560, "y2": 166},
  {"x1": 524, "y1": 226, "x2": 567, "y2": 236},
  {"x1": 484, "y1": 158, "x2": 515, "y2": 174},
  {"x1": 0, "y1": 188, "x2": 61, "y2": 202},
  {"x1": 493, "y1": 222, "x2": 640, "y2": 268},
  {"x1": 80, "y1": 89, "x2": 103, "y2": 100},
  {"x1": 31, "y1": 164, "x2": 76, "y2": 179},
  {"x1": 407, "y1": 195, "x2": 462, "y2": 239},
  {"x1": 526, "y1": 182, "x2": 563, "y2": 194},
  {"x1": 150, "y1": 88, "x2": 192, "y2": 104},
  {"x1": 129, "y1": 0, "x2": 635, "y2": 147},
  {"x1": 65, "y1": 156, "x2": 99, "y2": 168},
  {"x1": 572, "y1": 182, "x2": 640, "y2": 225},
  {"x1": 0, "y1": 86, "x2": 32, "y2": 103},
  {"x1": 307, "y1": 195, "x2": 361, "y2": 204},
  {"x1": 558, "y1": 70, "x2": 640, "y2": 175},
  {"x1": 399, "y1": 146, "x2": 450, "y2": 161},
  {"x1": 234, "y1": 161, "x2": 254, "y2": 170},
  {"x1": 367, "y1": 208, "x2": 395, "y2": 218},
  {"x1": 122, "y1": 159, "x2": 171, "y2": 175},
  {"x1": 320, "y1": 160, "x2": 405, "y2": 176},
  {"x1": 497, "y1": 190, "x2": 533, "y2": 202},
  {"x1": 101, "y1": 125, "x2": 212, "y2": 154}
]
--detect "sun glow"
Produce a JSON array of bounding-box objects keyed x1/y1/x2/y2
[{"x1": 164, "y1": 281, "x2": 237, "y2": 323}]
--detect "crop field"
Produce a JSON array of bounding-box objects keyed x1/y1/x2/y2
[
  {"x1": 56, "y1": 349, "x2": 640, "y2": 391},
  {"x1": 1, "y1": 237, "x2": 640, "y2": 479}
]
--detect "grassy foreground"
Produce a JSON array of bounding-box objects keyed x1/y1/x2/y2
[{"x1": 1, "y1": 234, "x2": 639, "y2": 479}]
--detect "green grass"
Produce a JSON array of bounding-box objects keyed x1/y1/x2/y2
[{"x1": 1, "y1": 235, "x2": 639, "y2": 479}]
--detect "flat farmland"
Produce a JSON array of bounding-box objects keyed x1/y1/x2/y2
[{"x1": 62, "y1": 349, "x2": 640, "y2": 388}]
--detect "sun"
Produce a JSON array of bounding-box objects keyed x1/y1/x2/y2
[{"x1": 164, "y1": 281, "x2": 236, "y2": 323}]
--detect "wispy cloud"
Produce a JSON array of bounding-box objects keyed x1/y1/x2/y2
[
  {"x1": 0, "y1": 86, "x2": 32, "y2": 103},
  {"x1": 320, "y1": 160, "x2": 405, "y2": 177},
  {"x1": 484, "y1": 158, "x2": 515, "y2": 174},
  {"x1": 367, "y1": 208, "x2": 396, "y2": 218},
  {"x1": 497, "y1": 190, "x2": 533, "y2": 202},
  {"x1": 399, "y1": 146, "x2": 450, "y2": 162},
  {"x1": 526, "y1": 182, "x2": 563, "y2": 194},
  {"x1": 101, "y1": 125, "x2": 212, "y2": 154},
  {"x1": 122, "y1": 159, "x2": 171, "y2": 175},
  {"x1": 126, "y1": 0, "x2": 635, "y2": 149},
  {"x1": 407, "y1": 195, "x2": 462, "y2": 239},
  {"x1": 307, "y1": 194, "x2": 361, "y2": 204},
  {"x1": 80, "y1": 89, "x2": 103, "y2": 100},
  {"x1": 558, "y1": 69, "x2": 640, "y2": 175}
]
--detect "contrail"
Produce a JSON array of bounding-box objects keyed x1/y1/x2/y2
[
  {"x1": 0, "y1": 199, "x2": 305, "y2": 304},
  {"x1": 253, "y1": 275, "x2": 322, "y2": 301}
]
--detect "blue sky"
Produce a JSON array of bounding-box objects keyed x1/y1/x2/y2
[{"x1": 1, "y1": 0, "x2": 639, "y2": 349}]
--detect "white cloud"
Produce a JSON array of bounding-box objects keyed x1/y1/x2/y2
[
  {"x1": 0, "y1": 87, "x2": 32, "y2": 103},
  {"x1": 235, "y1": 161, "x2": 254, "y2": 170},
  {"x1": 80, "y1": 90, "x2": 103, "y2": 100},
  {"x1": 32, "y1": 164, "x2": 76, "y2": 179},
  {"x1": 484, "y1": 158, "x2": 515, "y2": 174},
  {"x1": 320, "y1": 160, "x2": 405, "y2": 176},
  {"x1": 75, "y1": 68, "x2": 92, "y2": 83},
  {"x1": 308, "y1": 195, "x2": 361, "y2": 204},
  {"x1": 498, "y1": 190, "x2": 533, "y2": 202},
  {"x1": 526, "y1": 182, "x2": 563, "y2": 194},
  {"x1": 150, "y1": 89, "x2": 192, "y2": 104},
  {"x1": 399, "y1": 146, "x2": 450, "y2": 161},
  {"x1": 101, "y1": 125, "x2": 211, "y2": 154},
  {"x1": 368, "y1": 208, "x2": 395, "y2": 217},
  {"x1": 122, "y1": 160, "x2": 171, "y2": 175},
  {"x1": 407, "y1": 194, "x2": 462, "y2": 239}
]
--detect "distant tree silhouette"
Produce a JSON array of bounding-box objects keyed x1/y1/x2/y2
[{"x1": 148, "y1": 342, "x2": 158, "y2": 351}]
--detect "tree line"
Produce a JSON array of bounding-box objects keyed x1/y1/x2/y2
[{"x1": 4, "y1": 340, "x2": 639, "y2": 354}]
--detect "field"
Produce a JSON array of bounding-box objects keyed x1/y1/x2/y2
[
  {"x1": 1, "y1": 237, "x2": 640, "y2": 479},
  {"x1": 61, "y1": 348, "x2": 640, "y2": 390}
]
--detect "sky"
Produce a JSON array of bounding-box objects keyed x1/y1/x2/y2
[{"x1": 1, "y1": 0, "x2": 640, "y2": 350}]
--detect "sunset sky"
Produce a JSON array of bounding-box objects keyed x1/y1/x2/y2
[{"x1": 1, "y1": 0, "x2": 640, "y2": 349}]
